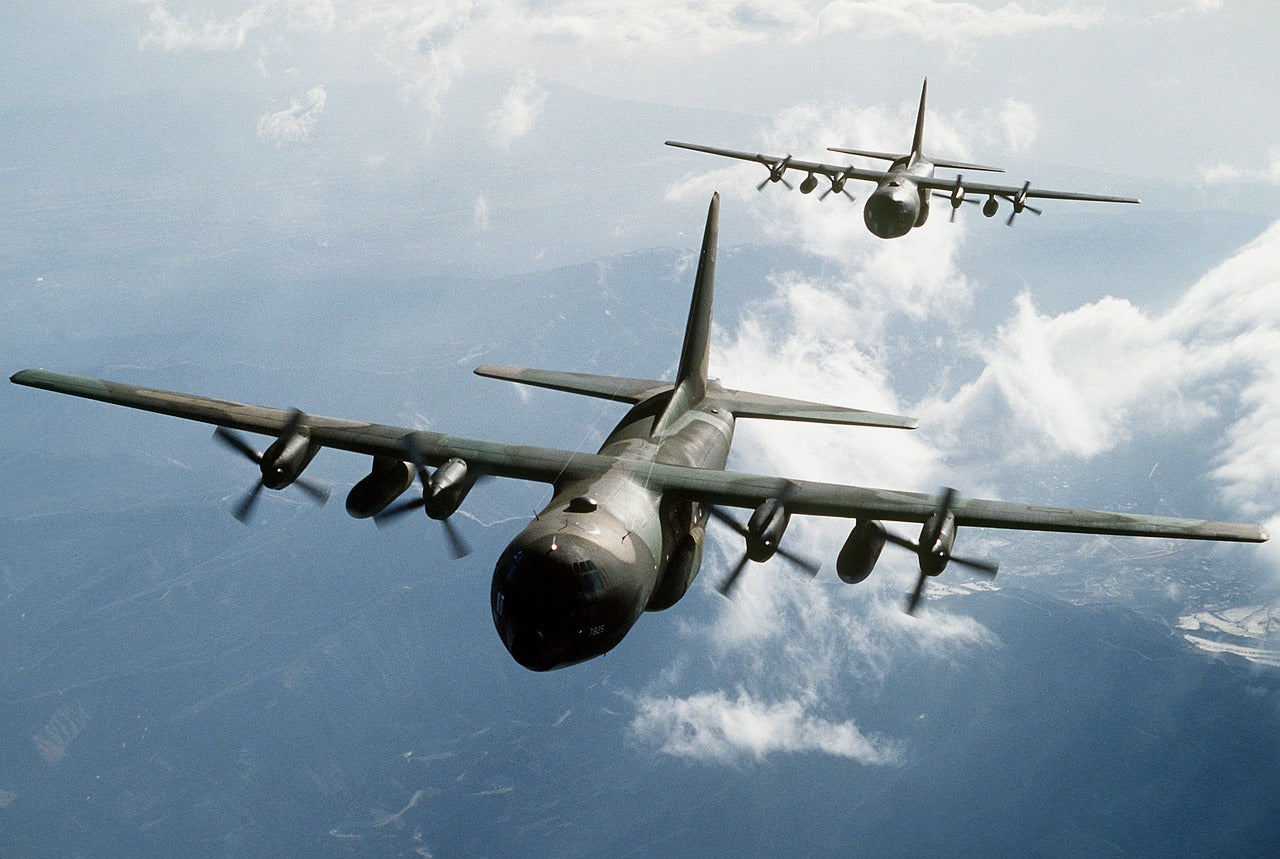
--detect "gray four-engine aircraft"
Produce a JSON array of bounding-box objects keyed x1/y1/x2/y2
[
  {"x1": 11, "y1": 195, "x2": 1266, "y2": 671},
  {"x1": 668, "y1": 80, "x2": 1140, "y2": 239}
]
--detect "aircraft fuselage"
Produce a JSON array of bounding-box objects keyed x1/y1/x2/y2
[
  {"x1": 491, "y1": 389, "x2": 734, "y2": 670},
  {"x1": 862, "y1": 156, "x2": 935, "y2": 239}
]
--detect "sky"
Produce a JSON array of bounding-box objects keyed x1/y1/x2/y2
[{"x1": 3, "y1": 0, "x2": 1280, "y2": 851}]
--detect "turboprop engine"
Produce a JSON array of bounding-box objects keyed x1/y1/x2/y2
[
  {"x1": 373, "y1": 455, "x2": 480, "y2": 558},
  {"x1": 212, "y1": 409, "x2": 329, "y2": 522},
  {"x1": 708, "y1": 492, "x2": 820, "y2": 597}
]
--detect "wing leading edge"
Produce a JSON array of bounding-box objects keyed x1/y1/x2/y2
[{"x1": 10, "y1": 369, "x2": 1266, "y2": 544}]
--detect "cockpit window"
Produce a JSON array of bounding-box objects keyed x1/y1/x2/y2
[{"x1": 572, "y1": 559, "x2": 604, "y2": 592}]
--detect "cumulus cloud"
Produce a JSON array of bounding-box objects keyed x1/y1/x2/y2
[
  {"x1": 1196, "y1": 148, "x2": 1280, "y2": 186},
  {"x1": 814, "y1": 0, "x2": 1102, "y2": 41},
  {"x1": 945, "y1": 221, "x2": 1280, "y2": 519},
  {"x1": 139, "y1": 4, "x2": 268, "y2": 52},
  {"x1": 631, "y1": 690, "x2": 899, "y2": 764},
  {"x1": 487, "y1": 72, "x2": 547, "y2": 150},
  {"x1": 136, "y1": 0, "x2": 1107, "y2": 134},
  {"x1": 995, "y1": 98, "x2": 1039, "y2": 154},
  {"x1": 256, "y1": 85, "x2": 327, "y2": 145}
]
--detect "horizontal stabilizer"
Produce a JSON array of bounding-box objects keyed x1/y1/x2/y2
[
  {"x1": 475, "y1": 365, "x2": 673, "y2": 404},
  {"x1": 827, "y1": 147, "x2": 1003, "y2": 173},
  {"x1": 928, "y1": 157, "x2": 1004, "y2": 173},
  {"x1": 827, "y1": 147, "x2": 904, "y2": 163},
  {"x1": 709, "y1": 385, "x2": 918, "y2": 429}
]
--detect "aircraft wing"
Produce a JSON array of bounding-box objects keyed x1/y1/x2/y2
[
  {"x1": 11, "y1": 369, "x2": 1266, "y2": 543},
  {"x1": 9, "y1": 368, "x2": 606, "y2": 486},
  {"x1": 640, "y1": 462, "x2": 1266, "y2": 542},
  {"x1": 666, "y1": 141, "x2": 889, "y2": 185},
  {"x1": 911, "y1": 174, "x2": 1140, "y2": 204}
]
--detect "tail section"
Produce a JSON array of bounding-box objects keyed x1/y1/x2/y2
[
  {"x1": 651, "y1": 192, "x2": 718, "y2": 432},
  {"x1": 477, "y1": 192, "x2": 917, "y2": 433},
  {"x1": 910, "y1": 78, "x2": 928, "y2": 159},
  {"x1": 673, "y1": 192, "x2": 718, "y2": 402},
  {"x1": 829, "y1": 79, "x2": 1004, "y2": 173}
]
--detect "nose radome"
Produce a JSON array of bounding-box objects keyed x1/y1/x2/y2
[{"x1": 491, "y1": 533, "x2": 600, "y2": 671}]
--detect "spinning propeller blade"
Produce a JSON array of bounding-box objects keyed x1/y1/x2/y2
[
  {"x1": 212, "y1": 415, "x2": 327, "y2": 523},
  {"x1": 880, "y1": 487, "x2": 999, "y2": 614},
  {"x1": 372, "y1": 437, "x2": 474, "y2": 558},
  {"x1": 707, "y1": 487, "x2": 819, "y2": 598}
]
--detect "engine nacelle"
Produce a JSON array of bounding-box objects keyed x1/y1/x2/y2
[
  {"x1": 919, "y1": 508, "x2": 956, "y2": 577},
  {"x1": 346, "y1": 456, "x2": 415, "y2": 518},
  {"x1": 746, "y1": 498, "x2": 790, "y2": 562},
  {"x1": 837, "y1": 519, "x2": 885, "y2": 584},
  {"x1": 260, "y1": 424, "x2": 318, "y2": 490},
  {"x1": 425, "y1": 457, "x2": 476, "y2": 520}
]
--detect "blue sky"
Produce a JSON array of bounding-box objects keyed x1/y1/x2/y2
[{"x1": 2, "y1": 0, "x2": 1279, "y2": 844}]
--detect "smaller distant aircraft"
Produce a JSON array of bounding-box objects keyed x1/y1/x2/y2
[{"x1": 667, "y1": 79, "x2": 1140, "y2": 239}]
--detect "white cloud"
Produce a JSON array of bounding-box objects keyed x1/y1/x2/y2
[
  {"x1": 256, "y1": 85, "x2": 327, "y2": 145},
  {"x1": 1196, "y1": 147, "x2": 1280, "y2": 186},
  {"x1": 135, "y1": 0, "x2": 1108, "y2": 135},
  {"x1": 814, "y1": 0, "x2": 1102, "y2": 41},
  {"x1": 631, "y1": 690, "x2": 899, "y2": 764},
  {"x1": 946, "y1": 221, "x2": 1280, "y2": 523},
  {"x1": 1198, "y1": 161, "x2": 1243, "y2": 183},
  {"x1": 996, "y1": 98, "x2": 1039, "y2": 154},
  {"x1": 487, "y1": 72, "x2": 547, "y2": 151},
  {"x1": 140, "y1": 4, "x2": 268, "y2": 52},
  {"x1": 947, "y1": 293, "x2": 1204, "y2": 460}
]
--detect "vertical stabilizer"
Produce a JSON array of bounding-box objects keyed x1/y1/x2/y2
[
  {"x1": 653, "y1": 193, "x2": 717, "y2": 433},
  {"x1": 910, "y1": 78, "x2": 928, "y2": 159},
  {"x1": 674, "y1": 192, "x2": 718, "y2": 402}
]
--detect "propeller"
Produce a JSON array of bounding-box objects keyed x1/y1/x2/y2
[
  {"x1": 707, "y1": 488, "x2": 820, "y2": 597},
  {"x1": 879, "y1": 487, "x2": 998, "y2": 614},
  {"x1": 757, "y1": 155, "x2": 794, "y2": 191},
  {"x1": 1005, "y1": 181, "x2": 1043, "y2": 226},
  {"x1": 819, "y1": 169, "x2": 857, "y2": 201},
  {"x1": 377, "y1": 490, "x2": 472, "y2": 558},
  {"x1": 949, "y1": 174, "x2": 965, "y2": 222},
  {"x1": 373, "y1": 442, "x2": 476, "y2": 558},
  {"x1": 211, "y1": 409, "x2": 329, "y2": 523}
]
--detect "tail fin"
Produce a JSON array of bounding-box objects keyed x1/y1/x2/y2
[
  {"x1": 476, "y1": 192, "x2": 918, "y2": 433},
  {"x1": 831, "y1": 80, "x2": 1002, "y2": 172},
  {"x1": 910, "y1": 78, "x2": 927, "y2": 158},
  {"x1": 674, "y1": 192, "x2": 718, "y2": 402}
]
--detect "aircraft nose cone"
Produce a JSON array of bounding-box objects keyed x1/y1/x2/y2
[
  {"x1": 864, "y1": 188, "x2": 917, "y2": 239},
  {"x1": 490, "y1": 533, "x2": 602, "y2": 671}
]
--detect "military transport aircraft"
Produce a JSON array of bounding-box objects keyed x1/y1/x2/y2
[
  {"x1": 667, "y1": 80, "x2": 1140, "y2": 238},
  {"x1": 11, "y1": 195, "x2": 1265, "y2": 671}
]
